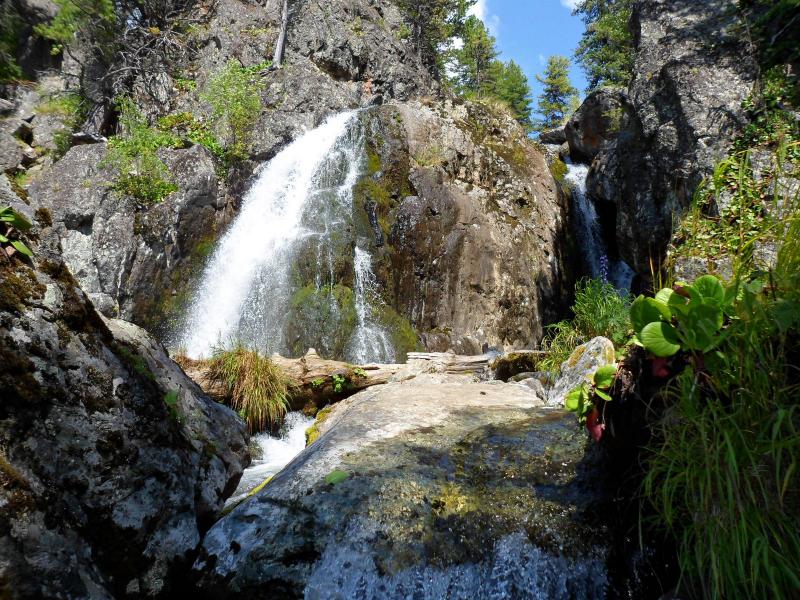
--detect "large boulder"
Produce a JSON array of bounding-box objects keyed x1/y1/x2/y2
[
  {"x1": 360, "y1": 100, "x2": 573, "y2": 352},
  {"x1": 587, "y1": 0, "x2": 757, "y2": 277},
  {"x1": 548, "y1": 337, "x2": 616, "y2": 407},
  {"x1": 28, "y1": 142, "x2": 232, "y2": 332},
  {"x1": 0, "y1": 221, "x2": 249, "y2": 598},
  {"x1": 194, "y1": 375, "x2": 616, "y2": 598},
  {"x1": 565, "y1": 87, "x2": 626, "y2": 164}
]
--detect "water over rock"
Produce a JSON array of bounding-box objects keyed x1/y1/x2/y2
[
  {"x1": 586, "y1": 0, "x2": 757, "y2": 277},
  {"x1": 0, "y1": 219, "x2": 249, "y2": 598},
  {"x1": 193, "y1": 374, "x2": 613, "y2": 599}
]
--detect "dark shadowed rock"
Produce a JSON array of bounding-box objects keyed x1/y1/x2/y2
[
  {"x1": 0, "y1": 221, "x2": 249, "y2": 598},
  {"x1": 194, "y1": 375, "x2": 612, "y2": 599},
  {"x1": 539, "y1": 127, "x2": 567, "y2": 145},
  {"x1": 587, "y1": 0, "x2": 757, "y2": 276},
  {"x1": 565, "y1": 87, "x2": 626, "y2": 164}
]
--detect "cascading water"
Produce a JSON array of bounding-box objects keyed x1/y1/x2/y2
[
  {"x1": 177, "y1": 111, "x2": 394, "y2": 363},
  {"x1": 564, "y1": 159, "x2": 634, "y2": 289}
]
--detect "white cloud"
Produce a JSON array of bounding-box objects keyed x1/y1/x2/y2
[
  {"x1": 468, "y1": 0, "x2": 500, "y2": 37},
  {"x1": 560, "y1": 0, "x2": 580, "y2": 9}
]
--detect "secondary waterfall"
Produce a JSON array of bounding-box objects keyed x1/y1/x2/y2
[
  {"x1": 178, "y1": 112, "x2": 394, "y2": 362},
  {"x1": 564, "y1": 160, "x2": 634, "y2": 289}
]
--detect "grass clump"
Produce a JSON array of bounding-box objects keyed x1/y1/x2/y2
[
  {"x1": 207, "y1": 345, "x2": 291, "y2": 433},
  {"x1": 104, "y1": 97, "x2": 180, "y2": 203},
  {"x1": 643, "y1": 214, "x2": 800, "y2": 599},
  {"x1": 201, "y1": 59, "x2": 268, "y2": 160},
  {"x1": 539, "y1": 277, "x2": 632, "y2": 374}
]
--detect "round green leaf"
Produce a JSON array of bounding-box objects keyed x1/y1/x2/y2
[
  {"x1": 694, "y1": 275, "x2": 725, "y2": 305},
  {"x1": 593, "y1": 364, "x2": 617, "y2": 390},
  {"x1": 640, "y1": 321, "x2": 682, "y2": 357},
  {"x1": 595, "y1": 388, "x2": 612, "y2": 402},
  {"x1": 325, "y1": 470, "x2": 350, "y2": 485},
  {"x1": 655, "y1": 288, "x2": 676, "y2": 305},
  {"x1": 631, "y1": 296, "x2": 671, "y2": 335}
]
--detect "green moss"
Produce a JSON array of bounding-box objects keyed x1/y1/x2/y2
[
  {"x1": 549, "y1": 157, "x2": 568, "y2": 183},
  {"x1": 0, "y1": 266, "x2": 45, "y2": 314},
  {"x1": 306, "y1": 405, "x2": 334, "y2": 446},
  {"x1": 377, "y1": 304, "x2": 421, "y2": 360},
  {"x1": 113, "y1": 343, "x2": 155, "y2": 381},
  {"x1": 287, "y1": 284, "x2": 358, "y2": 358}
]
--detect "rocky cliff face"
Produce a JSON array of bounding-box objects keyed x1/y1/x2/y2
[
  {"x1": 363, "y1": 100, "x2": 572, "y2": 353},
  {"x1": 0, "y1": 204, "x2": 249, "y2": 598},
  {"x1": 586, "y1": 0, "x2": 757, "y2": 277}
]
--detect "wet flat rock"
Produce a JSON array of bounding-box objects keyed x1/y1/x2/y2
[{"x1": 194, "y1": 375, "x2": 610, "y2": 599}]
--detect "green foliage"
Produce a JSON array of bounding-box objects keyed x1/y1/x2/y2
[
  {"x1": 104, "y1": 97, "x2": 180, "y2": 203},
  {"x1": 737, "y1": 66, "x2": 800, "y2": 150},
  {"x1": 325, "y1": 469, "x2": 350, "y2": 485},
  {"x1": 643, "y1": 250, "x2": 800, "y2": 599},
  {"x1": 396, "y1": 0, "x2": 472, "y2": 72},
  {"x1": 741, "y1": 0, "x2": 800, "y2": 69},
  {"x1": 156, "y1": 112, "x2": 225, "y2": 159},
  {"x1": 534, "y1": 55, "x2": 578, "y2": 132},
  {"x1": 0, "y1": 3, "x2": 23, "y2": 82},
  {"x1": 331, "y1": 374, "x2": 347, "y2": 394},
  {"x1": 549, "y1": 157, "x2": 568, "y2": 183},
  {"x1": 201, "y1": 60, "x2": 268, "y2": 160},
  {"x1": 0, "y1": 207, "x2": 34, "y2": 258},
  {"x1": 206, "y1": 345, "x2": 291, "y2": 433},
  {"x1": 539, "y1": 278, "x2": 632, "y2": 374},
  {"x1": 34, "y1": 0, "x2": 116, "y2": 56},
  {"x1": 37, "y1": 92, "x2": 89, "y2": 159},
  {"x1": 565, "y1": 364, "x2": 617, "y2": 425},
  {"x1": 573, "y1": 0, "x2": 634, "y2": 91},
  {"x1": 163, "y1": 390, "x2": 183, "y2": 423},
  {"x1": 448, "y1": 16, "x2": 533, "y2": 131},
  {"x1": 631, "y1": 275, "x2": 728, "y2": 358}
]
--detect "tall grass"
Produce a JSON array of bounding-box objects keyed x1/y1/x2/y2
[
  {"x1": 206, "y1": 345, "x2": 291, "y2": 433},
  {"x1": 643, "y1": 139, "x2": 800, "y2": 598},
  {"x1": 539, "y1": 277, "x2": 632, "y2": 373}
]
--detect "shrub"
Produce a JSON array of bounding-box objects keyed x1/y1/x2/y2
[
  {"x1": 539, "y1": 277, "x2": 632, "y2": 373},
  {"x1": 201, "y1": 60, "x2": 268, "y2": 160},
  {"x1": 206, "y1": 345, "x2": 291, "y2": 433},
  {"x1": 156, "y1": 111, "x2": 225, "y2": 159},
  {"x1": 104, "y1": 97, "x2": 180, "y2": 203}
]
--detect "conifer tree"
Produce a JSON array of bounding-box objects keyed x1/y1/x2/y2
[
  {"x1": 573, "y1": 0, "x2": 634, "y2": 90},
  {"x1": 494, "y1": 60, "x2": 534, "y2": 132},
  {"x1": 535, "y1": 55, "x2": 578, "y2": 132}
]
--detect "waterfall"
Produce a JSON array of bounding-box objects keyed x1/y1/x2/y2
[
  {"x1": 178, "y1": 111, "x2": 394, "y2": 362},
  {"x1": 349, "y1": 247, "x2": 395, "y2": 364},
  {"x1": 564, "y1": 160, "x2": 634, "y2": 290}
]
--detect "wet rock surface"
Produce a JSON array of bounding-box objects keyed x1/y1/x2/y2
[
  {"x1": 194, "y1": 375, "x2": 613, "y2": 599},
  {"x1": 587, "y1": 0, "x2": 757, "y2": 276},
  {"x1": 0, "y1": 219, "x2": 249, "y2": 598}
]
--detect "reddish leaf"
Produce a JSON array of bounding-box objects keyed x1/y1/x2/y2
[
  {"x1": 651, "y1": 357, "x2": 670, "y2": 378},
  {"x1": 586, "y1": 409, "x2": 606, "y2": 443}
]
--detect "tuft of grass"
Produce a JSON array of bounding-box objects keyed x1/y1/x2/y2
[
  {"x1": 539, "y1": 277, "x2": 632, "y2": 374},
  {"x1": 206, "y1": 345, "x2": 291, "y2": 433}
]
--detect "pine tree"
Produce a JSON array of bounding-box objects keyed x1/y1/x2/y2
[
  {"x1": 396, "y1": 0, "x2": 473, "y2": 74},
  {"x1": 535, "y1": 55, "x2": 578, "y2": 132},
  {"x1": 573, "y1": 0, "x2": 634, "y2": 91},
  {"x1": 451, "y1": 15, "x2": 498, "y2": 94},
  {"x1": 494, "y1": 61, "x2": 533, "y2": 132}
]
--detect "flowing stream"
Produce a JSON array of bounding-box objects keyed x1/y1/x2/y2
[
  {"x1": 178, "y1": 111, "x2": 394, "y2": 363},
  {"x1": 564, "y1": 160, "x2": 634, "y2": 289}
]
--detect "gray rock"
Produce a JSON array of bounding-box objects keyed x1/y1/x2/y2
[
  {"x1": 0, "y1": 131, "x2": 23, "y2": 172},
  {"x1": 587, "y1": 0, "x2": 757, "y2": 277},
  {"x1": 194, "y1": 375, "x2": 613, "y2": 598},
  {"x1": 516, "y1": 376, "x2": 548, "y2": 399},
  {"x1": 0, "y1": 98, "x2": 13, "y2": 114},
  {"x1": 565, "y1": 87, "x2": 626, "y2": 163},
  {"x1": 28, "y1": 143, "x2": 232, "y2": 331},
  {"x1": 0, "y1": 225, "x2": 249, "y2": 598},
  {"x1": 539, "y1": 127, "x2": 567, "y2": 145},
  {"x1": 548, "y1": 337, "x2": 616, "y2": 407}
]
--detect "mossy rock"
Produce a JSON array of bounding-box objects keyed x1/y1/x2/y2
[{"x1": 285, "y1": 284, "x2": 357, "y2": 359}]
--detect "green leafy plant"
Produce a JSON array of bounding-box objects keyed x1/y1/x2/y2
[
  {"x1": 201, "y1": 60, "x2": 268, "y2": 160},
  {"x1": 311, "y1": 377, "x2": 325, "y2": 388},
  {"x1": 0, "y1": 207, "x2": 33, "y2": 258},
  {"x1": 104, "y1": 97, "x2": 180, "y2": 203},
  {"x1": 157, "y1": 111, "x2": 225, "y2": 159},
  {"x1": 631, "y1": 275, "x2": 729, "y2": 358},
  {"x1": 163, "y1": 390, "x2": 183, "y2": 423},
  {"x1": 331, "y1": 374, "x2": 347, "y2": 394},
  {"x1": 325, "y1": 470, "x2": 349, "y2": 485},
  {"x1": 352, "y1": 367, "x2": 367, "y2": 378},
  {"x1": 564, "y1": 363, "x2": 617, "y2": 441},
  {"x1": 206, "y1": 345, "x2": 291, "y2": 432},
  {"x1": 540, "y1": 277, "x2": 632, "y2": 373}
]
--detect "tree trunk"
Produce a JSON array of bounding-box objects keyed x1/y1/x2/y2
[{"x1": 273, "y1": 0, "x2": 289, "y2": 67}]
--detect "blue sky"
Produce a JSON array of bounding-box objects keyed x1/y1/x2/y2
[{"x1": 468, "y1": 0, "x2": 588, "y2": 109}]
